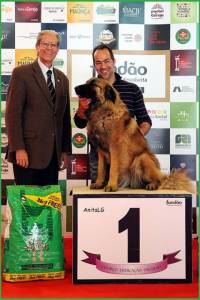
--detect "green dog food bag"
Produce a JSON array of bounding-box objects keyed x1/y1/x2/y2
[{"x1": 3, "y1": 185, "x2": 64, "y2": 282}]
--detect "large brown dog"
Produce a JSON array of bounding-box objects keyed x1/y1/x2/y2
[{"x1": 75, "y1": 78, "x2": 194, "y2": 193}]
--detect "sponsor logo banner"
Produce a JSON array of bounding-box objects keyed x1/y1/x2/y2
[
  {"x1": 15, "y1": 23, "x2": 41, "y2": 49},
  {"x1": 146, "y1": 102, "x2": 170, "y2": 128},
  {"x1": 1, "y1": 76, "x2": 11, "y2": 101},
  {"x1": 119, "y1": 24, "x2": 144, "y2": 50},
  {"x1": 1, "y1": 2, "x2": 15, "y2": 22},
  {"x1": 144, "y1": 2, "x2": 170, "y2": 24},
  {"x1": 170, "y1": 155, "x2": 196, "y2": 181},
  {"x1": 144, "y1": 24, "x2": 170, "y2": 50},
  {"x1": 72, "y1": 128, "x2": 88, "y2": 154},
  {"x1": 41, "y1": 2, "x2": 67, "y2": 23},
  {"x1": 93, "y1": 24, "x2": 118, "y2": 49},
  {"x1": 171, "y1": 24, "x2": 196, "y2": 50},
  {"x1": 2, "y1": 49, "x2": 15, "y2": 75},
  {"x1": 94, "y1": 2, "x2": 119, "y2": 24},
  {"x1": 68, "y1": 2, "x2": 93, "y2": 23},
  {"x1": 67, "y1": 24, "x2": 93, "y2": 50},
  {"x1": 170, "y1": 50, "x2": 196, "y2": 76},
  {"x1": 170, "y1": 128, "x2": 196, "y2": 155},
  {"x1": 15, "y1": 2, "x2": 41, "y2": 22},
  {"x1": 171, "y1": 2, "x2": 197, "y2": 24},
  {"x1": 15, "y1": 49, "x2": 37, "y2": 67},
  {"x1": 41, "y1": 23, "x2": 67, "y2": 49},
  {"x1": 170, "y1": 102, "x2": 196, "y2": 128},
  {"x1": 2, "y1": 23, "x2": 15, "y2": 49},
  {"x1": 119, "y1": 2, "x2": 144, "y2": 24},
  {"x1": 146, "y1": 128, "x2": 170, "y2": 154},
  {"x1": 170, "y1": 76, "x2": 196, "y2": 102},
  {"x1": 67, "y1": 154, "x2": 88, "y2": 179}
]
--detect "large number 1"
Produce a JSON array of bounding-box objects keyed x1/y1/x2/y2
[{"x1": 118, "y1": 208, "x2": 140, "y2": 263}]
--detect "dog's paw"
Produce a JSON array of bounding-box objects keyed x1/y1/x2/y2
[
  {"x1": 90, "y1": 182, "x2": 104, "y2": 189},
  {"x1": 145, "y1": 182, "x2": 159, "y2": 190},
  {"x1": 104, "y1": 185, "x2": 118, "y2": 192}
]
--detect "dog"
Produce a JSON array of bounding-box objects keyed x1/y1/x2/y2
[{"x1": 75, "y1": 78, "x2": 194, "y2": 193}]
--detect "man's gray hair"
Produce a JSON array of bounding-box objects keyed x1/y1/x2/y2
[{"x1": 36, "y1": 30, "x2": 61, "y2": 47}]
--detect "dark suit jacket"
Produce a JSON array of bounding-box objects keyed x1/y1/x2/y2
[{"x1": 6, "y1": 60, "x2": 72, "y2": 169}]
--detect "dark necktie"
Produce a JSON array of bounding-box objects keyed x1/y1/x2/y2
[{"x1": 47, "y1": 70, "x2": 56, "y2": 104}]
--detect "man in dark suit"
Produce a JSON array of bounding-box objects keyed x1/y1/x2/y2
[{"x1": 6, "y1": 30, "x2": 72, "y2": 185}]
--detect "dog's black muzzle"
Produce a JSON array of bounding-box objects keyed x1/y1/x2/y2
[{"x1": 74, "y1": 84, "x2": 92, "y2": 98}]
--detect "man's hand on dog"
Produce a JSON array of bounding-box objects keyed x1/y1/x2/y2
[{"x1": 76, "y1": 97, "x2": 91, "y2": 119}]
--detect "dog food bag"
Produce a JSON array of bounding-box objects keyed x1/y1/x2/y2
[{"x1": 3, "y1": 185, "x2": 64, "y2": 282}]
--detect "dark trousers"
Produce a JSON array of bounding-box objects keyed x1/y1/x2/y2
[{"x1": 13, "y1": 148, "x2": 59, "y2": 186}]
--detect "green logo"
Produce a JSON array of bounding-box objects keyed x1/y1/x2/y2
[
  {"x1": 170, "y1": 103, "x2": 196, "y2": 128},
  {"x1": 72, "y1": 133, "x2": 87, "y2": 148},
  {"x1": 171, "y1": 2, "x2": 197, "y2": 23},
  {"x1": 176, "y1": 29, "x2": 191, "y2": 44}
]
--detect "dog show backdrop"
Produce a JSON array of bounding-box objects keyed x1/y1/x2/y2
[{"x1": 1, "y1": 1, "x2": 199, "y2": 236}]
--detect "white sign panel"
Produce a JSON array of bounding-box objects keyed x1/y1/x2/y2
[
  {"x1": 73, "y1": 192, "x2": 192, "y2": 283},
  {"x1": 145, "y1": 102, "x2": 170, "y2": 128},
  {"x1": 15, "y1": 23, "x2": 41, "y2": 49},
  {"x1": 70, "y1": 53, "x2": 93, "y2": 98},
  {"x1": 2, "y1": 49, "x2": 15, "y2": 75},
  {"x1": 67, "y1": 24, "x2": 93, "y2": 50},
  {"x1": 119, "y1": 24, "x2": 144, "y2": 50},
  {"x1": 170, "y1": 76, "x2": 196, "y2": 102},
  {"x1": 1, "y1": 2, "x2": 15, "y2": 22},
  {"x1": 115, "y1": 52, "x2": 168, "y2": 100},
  {"x1": 41, "y1": 2, "x2": 67, "y2": 23},
  {"x1": 144, "y1": 2, "x2": 170, "y2": 24}
]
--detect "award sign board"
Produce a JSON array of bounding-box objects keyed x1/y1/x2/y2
[{"x1": 73, "y1": 187, "x2": 192, "y2": 284}]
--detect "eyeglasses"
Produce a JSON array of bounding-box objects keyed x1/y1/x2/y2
[{"x1": 40, "y1": 41, "x2": 58, "y2": 49}]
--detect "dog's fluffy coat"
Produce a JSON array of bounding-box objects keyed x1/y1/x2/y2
[{"x1": 75, "y1": 78, "x2": 194, "y2": 193}]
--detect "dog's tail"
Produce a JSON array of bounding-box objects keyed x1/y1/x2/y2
[{"x1": 158, "y1": 168, "x2": 195, "y2": 193}]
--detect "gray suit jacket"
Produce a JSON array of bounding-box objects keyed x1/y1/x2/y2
[{"x1": 6, "y1": 60, "x2": 72, "y2": 169}]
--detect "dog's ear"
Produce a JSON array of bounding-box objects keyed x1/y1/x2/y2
[{"x1": 104, "y1": 85, "x2": 116, "y2": 103}]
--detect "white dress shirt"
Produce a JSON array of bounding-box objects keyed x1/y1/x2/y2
[{"x1": 38, "y1": 58, "x2": 55, "y2": 88}]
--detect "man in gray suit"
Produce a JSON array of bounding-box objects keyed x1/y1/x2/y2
[{"x1": 6, "y1": 30, "x2": 72, "y2": 185}]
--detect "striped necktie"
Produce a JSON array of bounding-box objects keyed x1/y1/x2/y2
[{"x1": 47, "y1": 70, "x2": 56, "y2": 104}]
